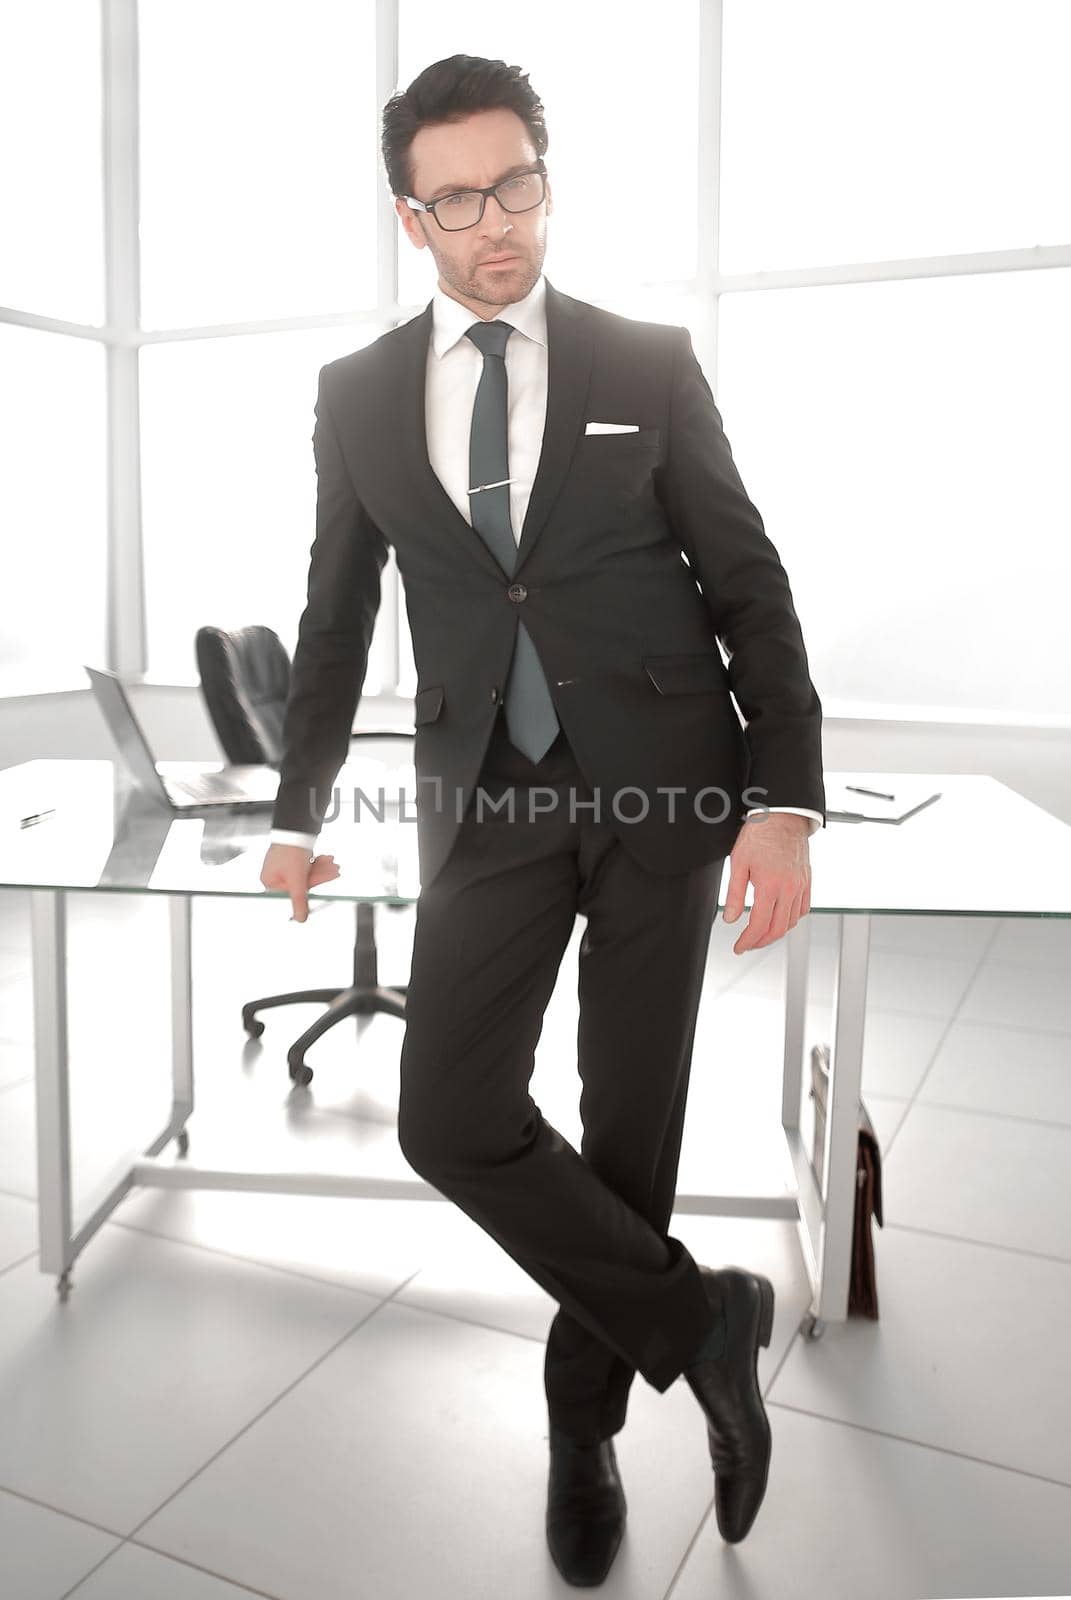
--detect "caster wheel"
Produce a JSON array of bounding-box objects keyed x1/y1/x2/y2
[
  {"x1": 289, "y1": 1059, "x2": 314, "y2": 1087},
  {"x1": 176, "y1": 1129, "x2": 190, "y2": 1157},
  {"x1": 57, "y1": 1270, "x2": 73, "y2": 1303},
  {"x1": 800, "y1": 1313, "x2": 825, "y2": 1341},
  {"x1": 242, "y1": 1009, "x2": 265, "y2": 1039}
]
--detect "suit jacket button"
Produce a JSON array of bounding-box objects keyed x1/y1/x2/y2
[
  {"x1": 490, "y1": 686, "x2": 500, "y2": 703},
  {"x1": 507, "y1": 583, "x2": 527, "y2": 602}
]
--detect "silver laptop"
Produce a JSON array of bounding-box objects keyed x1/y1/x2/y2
[{"x1": 85, "y1": 665, "x2": 280, "y2": 811}]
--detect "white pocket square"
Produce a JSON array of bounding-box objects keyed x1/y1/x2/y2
[{"x1": 585, "y1": 421, "x2": 640, "y2": 434}]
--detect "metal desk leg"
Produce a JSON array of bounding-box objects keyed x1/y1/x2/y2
[
  {"x1": 30, "y1": 889, "x2": 75, "y2": 1296},
  {"x1": 806, "y1": 912, "x2": 870, "y2": 1338},
  {"x1": 121, "y1": 892, "x2": 195, "y2": 1163},
  {"x1": 168, "y1": 895, "x2": 194, "y2": 1157},
  {"x1": 783, "y1": 911, "x2": 811, "y2": 1131},
  {"x1": 783, "y1": 914, "x2": 824, "y2": 1325},
  {"x1": 30, "y1": 890, "x2": 197, "y2": 1300}
]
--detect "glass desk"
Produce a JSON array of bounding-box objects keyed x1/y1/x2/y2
[{"x1": 4, "y1": 759, "x2": 1070, "y2": 1341}]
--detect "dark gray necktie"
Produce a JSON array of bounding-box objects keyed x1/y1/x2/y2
[{"x1": 464, "y1": 319, "x2": 561, "y2": 763}]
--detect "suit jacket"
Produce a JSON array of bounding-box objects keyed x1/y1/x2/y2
[{"x1": 271, "y1": 275, "x2": 826, "y2": 890}]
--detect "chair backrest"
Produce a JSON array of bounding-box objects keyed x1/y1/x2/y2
[{"x1": 195, "y1": 624, "x2": 291, "y2": 767}]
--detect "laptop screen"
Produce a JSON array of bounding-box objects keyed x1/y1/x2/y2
[{"x1": 84, "y1": 666, "x2": 169, "y2": 800}]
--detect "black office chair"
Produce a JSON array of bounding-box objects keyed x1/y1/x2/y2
[{"x1": 194, "y1": 624, "x2": 415, "y2": 1087}]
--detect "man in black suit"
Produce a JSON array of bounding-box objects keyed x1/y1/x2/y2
[{"x1": 261, "y1": 54, "x2": 825, "y2": 1587}]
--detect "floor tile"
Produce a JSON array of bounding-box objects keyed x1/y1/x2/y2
[
  {"x1": 855, "y1": 1008, "x2": 951, "y2": 1100},
  {"x1": 0, "y1": 971, "x2": 32, "y2": 1045},
  {"x1": 135, "y1": 1294, "x2": 716, "y2": 1600},
  {"x1": 0, "y1": 1033, "x2": 32, "y2": 1091},
  {"x1": 0, "y1": 1487, "x2": 120, "y2": 1600},
  {"x1": 882, "y1": 1101, "x2": 1071, "y2": 1258},
  {"x1": 731, "y1": 939, "x2": 980, "y2": 1021},
  {"x1": 866, "y1": 912, "x2": 999, "y2": 959},
  {"x1": 0, "y1": 1224, "x2": 383, "y2": 1533},
  {"x1": 959, "y1": 957, "x2": 1071, "y2": 1034},
  {"x1": 68, "y1": 1538, "x2": 274, "y2": 1599},
  {"x1": 768, "y1": 1224, "x2": 1071, "y2": 1484},
  {"x1": 671, "y1": 1405, "x2": 1071, "y2": 1600},
  {"x1": 851, "y1": 948, "x2": 981, "y2": 1019},
  {"x1": 919, "y1": 1018, "x2": 1071, "y2": 1125},
  {"x1": 0, "y1": 1189, "x2": 38, "y2": 1274},
  {"x1": 0, "y1": 1077, "x2": 36, "y2": 1199},
  {"x1": 987, "y1": 914, "x2": 1071, "y2": 971},
  {"x1": 111, "y1": 1185, "x2": 472, "y2": 1303}
]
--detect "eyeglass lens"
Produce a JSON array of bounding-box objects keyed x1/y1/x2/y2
[{"x1": 436, "y1": 171, "x2": 544, "y2": 230}]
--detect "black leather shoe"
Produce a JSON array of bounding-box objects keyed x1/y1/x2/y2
[
  {"x1": 683, "y1": 1265, "x2": 775, "y2": 1543},
  {"x1": 545, "y1": 1425, "x2": 627, "y2": 1587}
]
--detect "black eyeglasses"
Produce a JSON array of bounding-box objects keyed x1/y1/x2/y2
[{"x1": 405, "y1": 159, "x2": 548, "y2": 232}]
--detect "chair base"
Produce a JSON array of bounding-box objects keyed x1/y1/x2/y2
[{"x1": 242, "y1": 901, "x2": 408, "y2": 1085}]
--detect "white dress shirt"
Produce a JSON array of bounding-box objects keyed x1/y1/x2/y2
[{"x1": 271, "y1": 273, "x2": 822, "y2": 852}]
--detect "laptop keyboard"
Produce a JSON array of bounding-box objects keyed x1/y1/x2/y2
[{"x1": 171, "y1": 772, "x2": 250, "y2": 801}]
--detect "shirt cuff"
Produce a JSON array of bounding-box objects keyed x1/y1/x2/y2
[
  {"x1": 745, "y1": 807, "x2": 824, "y2": 836},
  {"x1": 270, "y1": 829, "x2": 318, "y2": 852}
]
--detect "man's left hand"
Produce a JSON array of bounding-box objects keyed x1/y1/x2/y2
[{"x1": 722, "y1": 813, "x2": 813, "y2": 954}]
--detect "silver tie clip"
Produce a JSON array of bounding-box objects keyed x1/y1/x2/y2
[{"x1": 468, "y1": 477, "x2": 516, "y2": 494}]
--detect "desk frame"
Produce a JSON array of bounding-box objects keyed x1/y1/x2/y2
[{"x1": 31, "y1": 889, "x2": 866, "y2": 1338}]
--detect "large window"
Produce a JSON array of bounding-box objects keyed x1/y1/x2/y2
[
  {"x1": 2, "y1": 0, "x2": 1069, "y2": 723},
  {"x1": 717, "y1": 266, "x2": 1071, "y2": 717},
  {"x1": 0, "y1": 0, "x2": 104, "y2": 324},
  {"x1": 719, "y1": 0, "x2": 1071, "y2": 271},
  {"x1": 138, "y1": 325, "x2": 376, "y2": 679},
  {"x1": 137, "y1": 0, "x2": 379, "y2": 329},
  {"x1": 0, "y1": 324, "x2": 108, "y2": 675}
]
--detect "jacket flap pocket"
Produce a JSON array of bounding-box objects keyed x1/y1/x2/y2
[
  {"x1": 413, "y1": 684, "x2": 444, "y2": 725},
  {"x1": 643, "y1": 653, "x2": 729, "y2": 695}
]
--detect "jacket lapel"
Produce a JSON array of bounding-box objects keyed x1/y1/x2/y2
[{"x1": 392, "y1": 275, "x2": 594, "y2": 578}]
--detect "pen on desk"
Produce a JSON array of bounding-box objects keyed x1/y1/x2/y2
[
  {"x1": 846, "y1": 786, "x2": 896, "y2": 801},
  {"x1": 20, "y1": 809, "x2": 56, "y2": 828}
]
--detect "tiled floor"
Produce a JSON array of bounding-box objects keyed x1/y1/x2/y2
[{"x1": 1, "y1": 886, "x2": 1069, "y2": 1599}]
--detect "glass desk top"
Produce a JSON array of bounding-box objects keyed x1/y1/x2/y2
[{"x1": 2, "y1": 759, "x2": 1071, "y2": 917}]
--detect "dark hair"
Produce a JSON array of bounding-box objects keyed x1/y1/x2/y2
[{"x1": 381, "y1": 53, "x2": 548, "y2": 199}]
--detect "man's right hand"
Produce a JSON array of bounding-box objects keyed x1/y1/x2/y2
[{"x1": 259, "y1": 842, "x2": 341, "y2": 923}]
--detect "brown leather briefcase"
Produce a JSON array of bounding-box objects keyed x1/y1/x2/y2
[{"x1": 809, "y1": 1041, "x2": 884, "y2": 1318}]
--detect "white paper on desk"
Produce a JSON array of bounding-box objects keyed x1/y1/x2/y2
[{"x1": 825, "y1": 780, "x2": 943, "y2": 824}]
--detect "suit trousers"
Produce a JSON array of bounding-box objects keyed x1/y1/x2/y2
[{"x1": 397, "y1": 706, "x2": 726, "y2": 1445}]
